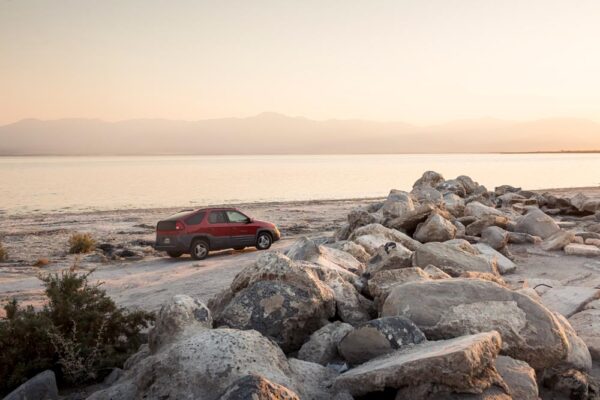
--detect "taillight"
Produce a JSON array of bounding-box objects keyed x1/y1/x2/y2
[{"x1": 175, "y1": 221, "x2": 185, "y2": 231}]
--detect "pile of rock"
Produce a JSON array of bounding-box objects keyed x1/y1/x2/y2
[{"x1": 82, "y1": 171, "x2": 600, "y2": 400}]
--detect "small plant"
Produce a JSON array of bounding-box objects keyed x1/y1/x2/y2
[
  {"x1": 0, "y1": 268, "x2": 154, "y2": 394},
  {"x1": 34, "y1": 258, "x2": 50, "y2": 267},
  {"x1": 0, "y1": 242, "x2": 7, "y2": 262},
  {"x1": 68, "y1": 233, "x2": 95, "y2": 254}
]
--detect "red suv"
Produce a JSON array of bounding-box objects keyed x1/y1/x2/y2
[{"x1": 155, "y1": 207, "x2": 281, "y2": 260}]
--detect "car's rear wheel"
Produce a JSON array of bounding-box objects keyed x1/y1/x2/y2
[
  {"x1": 190, "y1": 239, "x2": 209, "y2": 260},
  {"x1": 256, "y1": 232, "x2": 272, "y2": 250},
  {"x1": 234, "y1": 247, "x2": 245, "y2": 251},
  {"x1": 167, "y1": 251, "x2": 183, "y2": 258}
]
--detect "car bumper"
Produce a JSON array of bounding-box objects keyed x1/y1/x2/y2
[{"x1": 154, "y1": 235, "x2": 187, "y2": 252}]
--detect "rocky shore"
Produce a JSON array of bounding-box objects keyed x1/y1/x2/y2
[{"x1": 5, "y1": 171, "x2": 600, "y2": 399}]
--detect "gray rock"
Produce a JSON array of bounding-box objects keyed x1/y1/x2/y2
[
  {"x1": 386, "y1": 203, "x2": 436, "y2": 232},
  {"x1": 569, "y1": 309, "x2": 600, "y2": 361},
  {"x1": 464, "y1": 202, "x2": 504, "y2": 219},
  {"x1": 381, "y1": 189, "x2": 415, "y2": 219},
  {"x1": 346, "y1": 208, "x2": 380, "y2": 234},
  {"x1": 326, "y1": 241, "x2": 371, "y2": 263},
  {"x1": 541, "y1": 230, "x2": 576, "y2": 251},
  {"x1": 540, "y1": 286, "x2": 600, "y2": 318},
  {"x1": 480, "y1": 226, "x2": 509, "y2": 250},
  {"x1": 564, "y1": 243, "x2": 600, "y2": 257},
  {"x1": 553, "y1": 313, "x2": 592, "y2": 373},
  {"x1": 495, "y1": 356, "x2": 538, "y2": 400},
  {"x1": 507, "y1": 231, "x2": 542, "y2": 244},
  {"x1": 473, "y1": 243, "x2": 516, "y2": 275},
  {"x1": 412, "y1": 242, "x2": 499, "y2": 276},
  {"x1": 495, "y1": 185, "x2": 521, "y2": 196},
  {"x1": 298, "y1": 322, "x2": 354, "y2": 366},
  {"x1": 349, "y1": 223, "x2": 421, "y2": 253},
  {"x1": 287, "y1": 237, "x2": 365, "y2": 278},
  {"x1": 287, "y1": 358, "x2": 339, "y2": 400},
  {"x1": 514, "y1": 208, "x2": 560, "y2": 239},
  {"x1": 413, "y1": 170, "x2": 445, "y2": 189},
  {"x1": 103, "y1": 368, "x2": 123, "y2": 386},
  {"x1": 123, "y1": 344, "x2": 150, "y2": 370},
  {"x1": 315, "y1": 268, "x2": 372, "y2": 325},
  {"x1": 367, "y1": 267, "x2": 431, "y2": 310},
  {"x1": 411, "y1": 187, "x2": 444, "y2": 207},
  {"x1": 414, "y1": 213, "x2": 457, "y2": 243},
  {"x1": 4, "y1": 370, "x2": 58, "y2": 400},
  {"x1": 423, "y1": 265, "x2": 452, "y2": 279},
  {"x1": 456, "y1": 175, "x2": 480, "y2": 195},
  {"x1": 394, "y1": 386, "x2": 511, "y2": 399},
  {"x1": 337, "y1": 317, "x2": 426, "y2": 365},
  {"x1": 465, "y1": 215, "x2": 511, "y2": 237},
  {"x1": 333, "y1": 331, "x2": 504, "y2": 397},
  {"x1": 381, "y1": 279, "x2": 569, "y2": 370},
  {"x1": 88, "y1": 329, "x2": 294, "y2": 400},
  {"x1": 438, "y1": 179, "x2": 467, "y2": 198},
  {"x1": 366, "y1": 242, "x2": 413, "y2": 275},
  {"x1": 217, "y1": 375, "x2": 300, "y2": 400},
  {"x1": 148, "y1": 294, "x2": 212, "y2": 352}
]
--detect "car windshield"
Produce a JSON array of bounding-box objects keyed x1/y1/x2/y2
[{"x1": 226, "y1": 211, "x2": 248, "y2": 223}]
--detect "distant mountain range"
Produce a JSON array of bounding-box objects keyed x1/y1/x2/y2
[{"x1": 1, "y1": 113, "x2": 599, "y2": 155}]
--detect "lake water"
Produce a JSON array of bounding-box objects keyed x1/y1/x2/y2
[{"x1": 1, "y1": 154, "x2": 599, "y2": 215}]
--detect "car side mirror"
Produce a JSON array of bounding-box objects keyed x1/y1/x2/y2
[{"x1": 246, "y1": 217, "x2": 254, "y2": 224}]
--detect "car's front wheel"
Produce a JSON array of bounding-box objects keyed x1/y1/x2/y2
[
  {"x1": 190, "y1": 239, "x2": 209, "y2": 260},
  {"x1": 167, "y1": 251, "x2": 183, "y2": 258},
  {"x1": 256, "y1": 232, "x2": 272, "y2": 250}
]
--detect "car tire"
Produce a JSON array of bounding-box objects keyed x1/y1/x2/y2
[
  {"x1": 234, "y1": 247, "x2": 245, "y2": 251},
  {"x1": 190, "y1": 239, "x2": 209, "y2": 260},
  {"x1": 167, "y1": 251, "x2": 183, "y2": 258},
  {"x1": 256, "y1": 232, "x2": 272, "y2": 250}
]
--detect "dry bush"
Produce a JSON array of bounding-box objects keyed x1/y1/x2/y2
[
  {"x1": 34, "y1": 258, "x2": 50, "y2": 267},
  {"x1": 0, "y1": 242, "x2": 7, "y2": 262},
  {"x1": 68, "y1": 233, "x2": 95, "y2": 254}
]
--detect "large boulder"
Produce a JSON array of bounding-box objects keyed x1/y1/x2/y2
[
  {"x1": 367, "y1": 267, "x2": 431, "y2": 310},
  {"x1": 494, "y1": 356, "x2": 539, "y2": 400},
  {"x1": 287, "y1": 358, "x2": 339, "y2": 400},
  {"x1": 465, "y1": 202, "x2": 504, "y2": 219},
  {"x1": 4, "y1": 370, "x2": 58, "y2": 400},
  {"x1": 217, "y1": 253, "x2": 336, "y2": 352},
  {"x1": 386, "y1": 203, "x2": 436, "y2": 232},
  {"x1": 413, "y1": 171, "x2": 445, "y2": 189},
  {"x1": 514, "y1": 209, "x2": 560, "y2": 239},
  {"x1": 297, "y1": 322, "x2": 354, "y2": 366},
  {"x1": 349, "y1": 223, "x2": 421, "y2": 253},
  {"x1": 217, "y1": 375, "x2": 300, "y2": 400},
  {"x1": 148, "y1": 294, "x2": 212, "y2": 352},
  {"x1": 569, "y1": 309, "x2": 600, "y2": 361},
  {"x1": 366, "y1": 242, "x2": 413, "y2": 275},
  {"x1": 326, "y1": 241, "x2": 371, "y2": 263},
  {"x1": 540, "y1": 286, "x2": 600, "y2": 318},
  {"x1": 480, "y1": 226, "x2": 509, "y2": 251},
  {"x1": 333, "y1": 331, "x2": 505, "y2": 397},
  {"x1": 472, "y1": 244, "x2": 516, "y2": 275},
  {"x1": 381, "y1": 279, "x2": 569, "y2": 370},
  {"x1": 553, "y1": 313, "x2": 592, "y2": 373},
  {"x1": 412, "y1": 242, "x2": 499, "y2": 276},
  {"x1": 381, "y1": 189, "x2": 415, "y2": 219},
  {"x1": 444, "y1": 192, "x2": 466, "y2": 217},
  {"x1": 414, "y1": 213, "x2": 457, "y2": 243},
  {"x1": 88, "y1": 329, "x2": 294, "y2": 400},
  {"x1": 337, "y1": 317, "x2": 426, "y2": 365},
  {"x1": 438, "y1": 179, "x2": 467, "y2": 198},
  {"x1": 541, "y1": 230, "x2": 575, "y2": 251},
  {"x1": 456, "y1": 175, "x2": 480, "y2": 195}
]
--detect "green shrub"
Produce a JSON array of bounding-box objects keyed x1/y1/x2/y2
[
  {"x1": 0, "y1": 242, "x2": 7, "y2": 261},
  {"x1": 68, "y1": 233, "x2": 95, "y2": 254},
  {"x1": 0, "y1": 270, "x2": 154, "y2": 395}
]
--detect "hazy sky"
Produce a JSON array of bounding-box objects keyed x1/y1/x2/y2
[{"x1": 1, "y1": 0, "x2": 600, "y2": 125}]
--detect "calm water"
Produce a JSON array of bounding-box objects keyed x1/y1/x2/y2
[{"x1": 1, "y1": 154, "x2": 599, "y2": 215}]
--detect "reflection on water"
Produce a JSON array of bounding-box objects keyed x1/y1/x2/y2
[{"x1": 0, "y1": 154, "x2": 599, "y2": 214}]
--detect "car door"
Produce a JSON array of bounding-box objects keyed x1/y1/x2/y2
[
  {"x1": 226, "y1": 210, "x2": 256, "y2": 246},
  {"x1": 205, "y1": 211, "x2": 230, "y2": 249}
]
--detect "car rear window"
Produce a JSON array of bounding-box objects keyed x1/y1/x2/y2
[
  {"x1": 185, "y1": 212, "x2": 205, "y2": 225},
  {"x1": 157, "y1": 221, "x2": 177, "y2": 231}
]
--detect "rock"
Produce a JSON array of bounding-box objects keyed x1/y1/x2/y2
[
  {"x1": 349, "y1": 223, "x2": 421, "y2": 252},
  {"x1": 553, "y1": 313, "x2": 592, "y2": 372},
  {"x1": 494, "y1": 356, "x2": 538, "y2": 400},
  {"x1": 414, "y1": 213, "x2": 457, "y2": 243},
  {"x1": 287, "y1": 237, "x2": 365, "y2": 278},
  {"x1": 495, "y1": 185, "x2": 521, "y2": 196},
  {"x1": 585, "y1": 238, "x2": 600, "y2": 247},
  {"x1": 333, "y1": 331, "x2": 504, "y2": 397},
  {"x1": 543, "y1": 369, "x2": 591, "y2": 400},
  {"x1": 444, "y1": 193, "x2": 467, "y2": 218},
  {"x1": 465, "y1": 202, "x2": 504, "y2": 219},
  {"x1": 507, "y1": 232, "x2": 542, "y2": 244},
  {"x1": 337, "y1": 316, "x2": 426, "y2": 365},
  {"x1": 413, "y1": 170, "x2": 445, "y2": 189},
  {"x1": 412, "y1": 242, "x2": 499, "y2": 276},
  {"x1": 4, "y1": 370, "x2": 58, "y2": 400},
  {"x1": 103, "y1": 368, "x2": 123, "y2": 386},
  {"x1": 366, "y1": 242, "x2": 413, "y2": 275},
  {"x1": 540, "y1": 286, "x2": 600, "y2": 318},
  {"x1": 411, "y1": 186, "x2": 444, "y2": 207},
  {"x1": 480, "y1": 226, "x2": 509, "y2": 250},
  {"x1": 367, "y1": 268, "x2": 431, "y2": 309},
  {"x1": 569, "y1": 309, "x2": 600, "y2": 361},
  {"x1": 88, "y1": 329, "x2": 294, "y2": 400},
  {"x1": 465, "y1": 215, "x2": 511, "y2": 237},
  {"x1": 381, "y1": 190, "x2": 415, "y2": 219},
  {"x1": 123, "y1": 344, "x2": 150, "y2": 370},
  {"x1": 473, "y1": 244, "x2": 516, "y2": 275},
  {"x1": 381, "y1": 279, "x2": 569, "y2": 369},
  {"x1": 438, "y1": 179, "x2": 467, "y2": 198},
  {"x1": 394, "y1": 386, "x2": 511, "y2": 399},
  {"x1": 149, "y1": 294, "x2": 212, "y2": 352},
  {"x1": 316, "y1": 269, "x2": 372, "y2": 325},
  {"x1": 514, "y1": 208, "x2": 560, "y2": 239},
  {"x1": 287, "y1": 358, "x2": 339, "y2": 400},
  {"x1": 575, "y1": 231, "x2": 600, "y2": 241},
  {"x1": 297, "y1": 322, "x2": 354, "y2": 366},
  {"x1": 457, "y1": 175, "x2": 480, "y2": 195},
  {"x1": 326, "y1": 241, "x2": 371, "y2": 263},
  {"x1": 346, "y1": 208, "x2": 380, "y2": 234},
  {"x1": 541, "y1": 230, "x2": 576, "y2": 251},
  {"x1": 565, "y1": 243, "x2": 600, "y2": 257},
  {"x1": 217, "y1": 375, "x2": 300, "y2": 400},
  {"x1": 453, "y1": 220, "x2": 466, "y2": 237},
  {"x1": 423, "y1": 265, "x2": 452, "y2": 279},
  {"x1": 386, "y1": 203, "x2": 437, "y2": 232},
  {"x1": 458, "y1": 271, "x2": 507, "y2": 287}
]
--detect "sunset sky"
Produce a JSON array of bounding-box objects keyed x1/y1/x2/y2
[{"x1": 1, "y1": 0, "x2": 599, "y2": 125}]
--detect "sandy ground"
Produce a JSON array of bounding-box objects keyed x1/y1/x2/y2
[{"x1": 1, "y1": 188, "x2": 600, "y2": 317}]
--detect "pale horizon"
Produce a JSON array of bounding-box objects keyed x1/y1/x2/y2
[{"x1": 2, "y1": 0, "x2": 600, "y2": 129}]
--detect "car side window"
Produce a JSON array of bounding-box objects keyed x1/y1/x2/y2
[
  {"x1": 226, "y1": 211, "x2": 248, "y2": 223},
  {"x1": 185, "y1": 212, "x2": 205, "y2": 225},
  {"x1": 208, "y1": 211, "x2": 227, "y2": 224}
]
